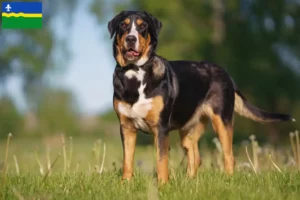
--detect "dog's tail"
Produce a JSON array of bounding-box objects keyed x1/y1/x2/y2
[{"x1": 233, "y1": 83, "x2": 295, "y2": 123}]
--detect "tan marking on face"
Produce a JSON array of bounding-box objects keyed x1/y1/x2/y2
[
  {"x1": 115, "y1": 22, "x2": 151, "y2": 67},
  {"x1": 124, "y1": 18, "x2": 130, "y2": 24},
  {"x1": 136, "y1": 18, "x2": 143, "y2": 25},
  {"x1": 116, "y1": 35, "x2": 127, "y2": 67},
  {"x1": 136, "y1": 34, "x2": 151, "y2": 63}
]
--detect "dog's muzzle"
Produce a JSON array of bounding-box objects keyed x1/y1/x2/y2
[{"x1": 125, "y1": 35, "x2": 137, "y2": 49}]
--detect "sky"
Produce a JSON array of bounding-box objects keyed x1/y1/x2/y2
[
  {"x1": 60, "y1": 1, "x2": 114, "y2": 115},
  {"x1": 6, "y1": 0, "x2": 115, "y2": 115}
]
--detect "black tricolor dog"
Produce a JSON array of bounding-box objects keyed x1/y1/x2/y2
[{"x1": 108, "y1": 11, "x2": 295, "y2": 183}]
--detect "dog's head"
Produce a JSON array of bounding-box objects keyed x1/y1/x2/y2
[{"x1": 108, "y1": 11, "x2": 162, "y2": 67}]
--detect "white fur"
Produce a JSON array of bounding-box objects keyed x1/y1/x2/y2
[
  {"x1": 118, "y1": 68, "x2": 153, "y2": 132},
  {"x1": 127, "y1": 21, "x2": 151, "y2": 66},
  {"x1": 126, "y1": 22, "x2": 139, "y2": 51},
  {"x1": 124, "y1": 68, "x2": 145, "y2": 81},
  {"x1": 134, "y1": 56, "x2": 149, "y2": 66}
]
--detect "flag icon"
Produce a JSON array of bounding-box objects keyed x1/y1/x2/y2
[{"x1": 1, "y1": 2, "x2": 42, "y2": 29}]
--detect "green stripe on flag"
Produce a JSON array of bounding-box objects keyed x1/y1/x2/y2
[{"x1": 2, "y1": 17, "x2": 42, "y2": 29}]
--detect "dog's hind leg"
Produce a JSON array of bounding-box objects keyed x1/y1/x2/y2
[
  {"x1": 179, "y1": 120, "x2": 207, "y2": 177},
  {"x1": 205, "y1": 73, "x2": 235, "y2": 174},
  {"x1": 210, "y1": 114, "x2": 234, "y2": 174}
]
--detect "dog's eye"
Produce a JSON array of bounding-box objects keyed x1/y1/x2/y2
[
  {"x1": 120, "y1": 22, "x2": 127, "y2": 29},
  {"x1": 139, "y1": 23, "x2": 147, "y2": 30}
]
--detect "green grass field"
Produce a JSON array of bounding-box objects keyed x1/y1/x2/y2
[
  {"x1": 1, "y1": 132, "x2": 300, "y2": 199},
  {"x1": 2, "y1": 172, "x2": 300, "y2": 200}
]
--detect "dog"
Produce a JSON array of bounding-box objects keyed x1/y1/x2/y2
[{"x1": 108, "y1": 11, "x2": 295, "y2": 183}]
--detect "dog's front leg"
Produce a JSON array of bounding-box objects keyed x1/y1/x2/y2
[
  {"x1": 113, "y1": 99, "x2": 138, "y2": 180},
  {"x1": 144, "y1": 96, "x2": 168, "y2": 183},
  {"x1": 153, "y1": 126, "x2": 169, "y2": 184},
  {"x1": 119, "y1": 120, "x2": 137, "y2": 180}
]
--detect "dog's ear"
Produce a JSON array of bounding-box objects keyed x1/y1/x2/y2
[
  {"x1": 143, "y1": 11, "x2": 162, "y2": 38},
  {"x1": 108, "y1": 11, "x2": 125, "y2": 39}
]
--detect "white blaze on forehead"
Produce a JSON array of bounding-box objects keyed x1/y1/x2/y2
[
  {"x1": 128, "y1": 21, "x2": 138, "y2": 39},
  {"x1": 126, "y1": 21, "x2": 139, "y2": 50},
  {"x1": 118, "y1": 68, "x2": 153, "y2": 133}
]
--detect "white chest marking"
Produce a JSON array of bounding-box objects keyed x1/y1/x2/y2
[{"x1": 118, "y1": 69, "x2": 153, "y2": 132}]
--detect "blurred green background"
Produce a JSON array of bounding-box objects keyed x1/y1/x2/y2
[{"x1": 0, "y1": 0, "x2": 299, "y2": 146}]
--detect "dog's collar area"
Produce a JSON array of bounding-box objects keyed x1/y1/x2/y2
[
  {"x1": 116, "y1": 55, "x2": 156, "y2": 71},
  {"x1": 117, "y1": 64, "x2": 136, "y2": 71}
]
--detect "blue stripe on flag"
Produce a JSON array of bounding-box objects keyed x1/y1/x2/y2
[{"x1": 1, "y1": 2, "x2": 42, "y2": 14}]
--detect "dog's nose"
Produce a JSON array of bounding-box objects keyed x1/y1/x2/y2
[{"x1": 126, "y1": 35, "x2": 137, "y2": 44}]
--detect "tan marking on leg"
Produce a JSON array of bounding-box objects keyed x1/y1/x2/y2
[
  {"x1": 211, "y1": 114, "x2": 234, "y2": 174},
  {"x1": 179, "y1": 120, "x2": 207, "y2": 177},
  {"x1": 153, "y1": 128, "x2": 169, "y2": 184},
  {"x1": 120, "y1": 120, "x2": 137, "y2": 180},
  {"x1": 116, "y1": 32, "x2": 151, "y2": 67},
  {"x1": 114, "y1": 99, "x2": 137, "y2": 180},
  {"x1": 144, "y1": 96, "x2": 168, "y2": 183}
]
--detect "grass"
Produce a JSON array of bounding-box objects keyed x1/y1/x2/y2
[
  {"x1": 0, "y1": 131, "x2": 300, "y2": 199},
  {"x1": 1, "y1": 172, "x2": 300, "y2": 200}
]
